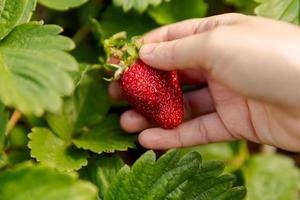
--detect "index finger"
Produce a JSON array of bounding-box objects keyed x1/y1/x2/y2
[{"x1": 143, "y1": 13, "x2": 246, "y2": 43}]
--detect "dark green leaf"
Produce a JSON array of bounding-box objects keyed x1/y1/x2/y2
[
  {"x1": 148, "y1": 0, "x2": 208, "y2": 25},
  {"x1": 0, "y1": 100, "x2": 8, "y2": 151},
  {"x1": 46, "y1": 65, "x2": 110, "y2": 139},
  {"x1": 105, "y1": 150, "x2": 245, "y2": 200},
  {"x1": 73, "y1": 114, "x2": 136, "y2": 154},
  {"x1": 80, "y1": 154, "x2": 124, "y2": 199},
  {"x1": 100, "y1": 6, "x2": 157, "y2": 39},
  {"x1": 225, "y1": 0, "x2": 257, "y2": 14}
]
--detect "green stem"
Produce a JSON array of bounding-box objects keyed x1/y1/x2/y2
[
  {"x1": 72, "y1": 25, "x2": 91, "y2": 46},
  {"x1": 229, "y1": 141, "x2": 249, "y2": 170}
]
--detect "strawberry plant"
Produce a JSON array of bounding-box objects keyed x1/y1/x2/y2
[{"x1": 0, "y1": 0, "x2": 299, "y2": 200}]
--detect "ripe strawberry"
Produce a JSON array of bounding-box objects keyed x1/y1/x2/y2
[
  {"x1": 121, "y1": 59, "x2": 184, "y2": 129},
  {"x1": 104, "y1": 32, "x2": 184, "y2": 129}
]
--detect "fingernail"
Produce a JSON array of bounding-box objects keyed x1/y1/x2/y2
[{"x1": 140, "y1": 44, "x2": 156, "y2": 58}]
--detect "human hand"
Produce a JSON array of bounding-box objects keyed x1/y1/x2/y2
[{"x1": 109, "y1": 13, "x2": 300, "y2": 152}]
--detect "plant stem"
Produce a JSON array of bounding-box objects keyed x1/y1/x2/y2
[
  {"x1": 5, "y1": 110, "x2": 21, "y2": 136},
  {"x1": 72, "y1": 25, "x2": 91, "y2": 46}
]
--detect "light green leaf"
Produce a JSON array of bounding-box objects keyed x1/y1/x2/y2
[
  {"x1": 105, "y1": 150, "x2": 245, "y2": 200},
  {"x1": 0, "y1": 22, "x2": 78, "y2": 116},
  {"x1": 148, "y1": 0, "x2": 208, "y2": 25},
  {"x1": 181, "y1": 143, "x2": 235, "y2": 161},
  {"x1": 73, "y1": 114, "x2": 136, "y2": 154},
  {"x1": 46, "y1": 64, "x2": 110, "y2": 139},
  {"x1": 254, "y1": 0, "x2": 300, "y2": 24},
  {"x1": 38, "y1": 0, "x2": 88, "y2": 11},
  {"x1": 0, "y1": 0, "x2": 36, "y2": 39},
  {"x1": 100, "y1": 6, "x2": 157, "y2": 39},
  {"x1": 80, "y1": 155, "x2": 124, "y2": 199},
  {"x1": 113, "y1": 0, "x2": 171, "y2": 13},
  {"x1": 28, "y1": 128, "x2": 88, "y2": 171},
  {"x1": 0, "y1": 100, "x2": 8, "y2": 151},
  {"x1": 243, "y1": 154, "x2": 300, "y2": 200},
  {"x1": 0, "y1": 163, "x2": 97, "y2": 200}
]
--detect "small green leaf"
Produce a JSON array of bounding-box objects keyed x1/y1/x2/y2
[
  {"x1": 73, "y1": 114, "x2": 136, "y2": 154},
  {"x1": 254, "y1": 0, "x2": 300, "y2": 24},
  {"x1": 113, "y1": 0, "x2": 171, "y2": 13},
  {"x1": 0, "y1": 163, "x2": 98, "y2": 200},
  {"x1": 105, "y1": 150, "x2": 245, "y2": 200},
  {"x1": 38, "y1": 0, "x2": 88, "y2": 11},
  {"x1": 0, "y1": 22, "x2": 78, "y2": 116},
  {"x1": 243, "y1": 154, "x2": 300, "y2": 200},
  {"x1": 0, "y1": 0, "x2": 36, "y2": 39},
  {"x1": 100, "y1": 6, "x2": 157, "y2": 39},
  {"x1": 148, "y1": 0, "x2": 208, "y2": 25},
  {"x1": 80, "y1": 154, "x2": 124, "y2": 199},
  {"x1": 46, "y1": 65, "x2": 110, "y2": 139},
  {"x1": 28, "y1": 128, "x2": 88, "y2": 171},
  {"x1": 0, "y1": 100, "x2": 8, "y2": 151}
]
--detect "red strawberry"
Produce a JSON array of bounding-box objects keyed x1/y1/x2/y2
[
  {"x1": 120, "y1": 59, "x2": 184, "y2": 129},
  {"x1": 104, "y1": 32, "x2": 184, "y2": 129}
]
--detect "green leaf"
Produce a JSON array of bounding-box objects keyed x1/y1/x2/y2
[
  {"x1": 38, "y1": 0, "x2": 88, "y2": 11},
  {"x1": 148, "y1": 0, "x2": 208, "y2": 25},
  {"x1": 113, "y1": 0, "x2": 171, "y2": 13},
  {"x1": 28, "y1": 128, "x2": 88, "y2": 171},
  {"x1": 105, "y1": 150, "x2": 245, "y2": 200},
  {"x1": 181, "y1": 143, "x2": 235, "y2": 161},
  {"x1": 243, "y1": 154, "x2": 300, "y2": 200},
  {"x1": 80, "y1": 155, "x2": 124, "y2": 199},
  {"x1": 0, "y1": 100, "x2": 8, "y2": 151},
  {"x1": 100, "y1": 6, "x2": 157, "y2": 39},
  {"x1": 73, "y1": 114, "x2": 136, "y2": 154},
  {"x1": 0, "y1": 0, "x2": 36, "y2": 39},
  {"x1": 46, "y1": 64, "x2": 110, "y2": 139},
  {"x1": 254, "y1": 0, "x2": 300, "y2": 24},
  {"x1": 0, "y1": 22, "x2": 78, "y2": 116},
  {"x1": 0, "y1": 163, "x2": 98, "y2": 200}
]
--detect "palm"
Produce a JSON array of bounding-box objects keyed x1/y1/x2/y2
[{"x1": 208, "y1": 78, "x2": 300, "y2": 151}]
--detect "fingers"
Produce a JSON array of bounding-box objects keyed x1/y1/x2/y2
[
  {"x1": 108, "y1": 81, "x2": 123, "y2": 100},
  {"x1": 140, "y1": 33, "x2": 212, "y2": 70},
  {"x1": 143, "y1": 13, "x2": 246, "y2": 43},
  {"x1": 120, "y1": 88, "x2": 215, "y2": 133},
  {"x1": 138, "y1": 112, "x2": 237, "y2": 149},
  {"x1": 120, "y1": 110, "x2": 152, "y2": 133}
]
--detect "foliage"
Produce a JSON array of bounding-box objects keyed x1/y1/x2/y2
[{"x1": 0, "y1": 0, "x2": 299, "y2": 199}]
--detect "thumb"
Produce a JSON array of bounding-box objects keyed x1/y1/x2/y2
[{"x1": 139, "y1": 33, "x2": 212, "y2": 71}]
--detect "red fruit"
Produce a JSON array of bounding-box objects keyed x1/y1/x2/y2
[{"x1": 120, "y1": 59, "x2": 184, "y2": 129}]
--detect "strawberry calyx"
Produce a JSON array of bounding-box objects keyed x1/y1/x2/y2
[{"x1": 103, "y1": 32, "x2": 143, "y2": 81}]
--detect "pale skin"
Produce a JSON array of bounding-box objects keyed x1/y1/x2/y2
[{"x1": 109, "y1": 13, "x2": 300, "y2": 152}]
